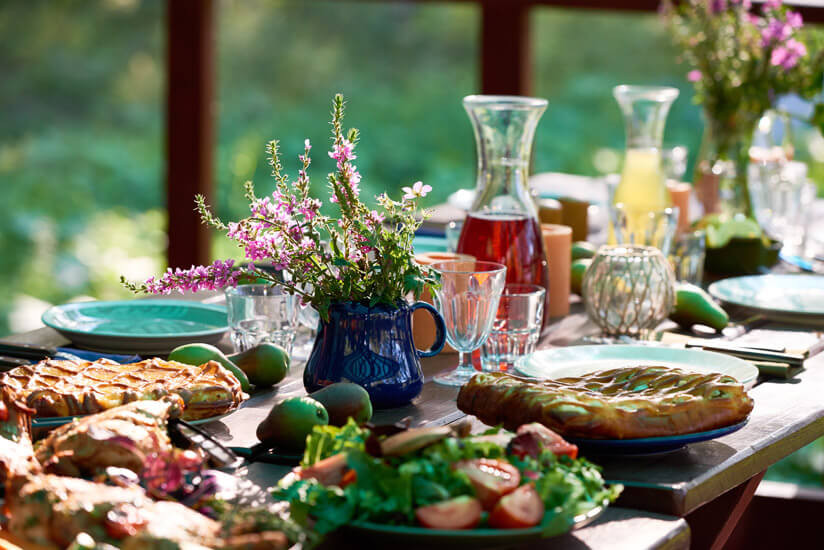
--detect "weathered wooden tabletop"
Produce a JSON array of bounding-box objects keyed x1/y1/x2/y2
[{"x1": 7, "y1": 290, "x2": 823, "y2": 548}]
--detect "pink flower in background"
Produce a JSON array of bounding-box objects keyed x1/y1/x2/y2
[
  {"x1": 763, "y1": 0, "x2": 782, "y2": 10},
  {"x1": 709, "y1": 0, "x2": 727, "y2": 13},
  {"x1": 787, "y1": 11, "x2": 803, "y2": 29},
  {"x1": 687, "y1": 70, "x2": 702, "y2": 82},
  {"x1": 770, "y1": 38, "x2": 807, "y2": 69},
  {"x1": 366, "y1": 210, "x2": 385, "y2": 226},
  {"x1": 761, "y1": 19, "x2": 791, "y2": 46},
  {"x1": 402, "y1": 181, "x2": 431, "y2": 200}
]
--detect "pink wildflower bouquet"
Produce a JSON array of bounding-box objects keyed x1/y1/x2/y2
[
  {"x1": 665, "y1": 0, "x2": 824, "y2": 149},
  {"x1": 123, "y1": 95, "x2": 436, "y2": 320}
]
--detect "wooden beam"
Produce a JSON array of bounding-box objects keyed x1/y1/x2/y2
[
  {"x1": 165, "y1": 0, "x2": 215, "y2": 269},
  {"x1": 480, "y1": 0, "x2": 532, "y2": 95}
]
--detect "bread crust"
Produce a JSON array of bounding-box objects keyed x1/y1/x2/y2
[
  {"x1": 0, "y1": 358, "x2": 245, "y2": 421},
  {"x1": 457, "y1": 367, "x2": 754, "y2": 439}
]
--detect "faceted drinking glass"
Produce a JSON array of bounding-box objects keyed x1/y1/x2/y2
[
  {"x1": 430, "y1": 260, "x2": 507, "y2": 386},
  {"x1": 481, "y1": 284, "x2": 545, "y2": 372},
  {"x1": 225, "y1": 284, "x2": 299, "y2": 354},
  {"x1": 610, "y1": 203, "x2": 679, "y2": 256}
]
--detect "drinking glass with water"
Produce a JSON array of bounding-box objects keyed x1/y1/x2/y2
[
  {"x1": 225, "y1": 284, "x2": 299, "y2": 354},
  {"x1": 481, "y1": 284, "x2": 545, "y2": 372}
]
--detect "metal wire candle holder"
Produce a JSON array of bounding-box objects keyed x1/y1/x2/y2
[{"x1": 582, "y1": 245, "x2": 675, "y2": 339}]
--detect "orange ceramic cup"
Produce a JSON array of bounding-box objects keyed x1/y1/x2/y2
[{"x1": 541, "y1": 224, "x2": 572, "y2": 318}]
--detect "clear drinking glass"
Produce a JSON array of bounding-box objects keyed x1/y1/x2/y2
[
  {"x1": 225, "y1": 284, "x2": 299, "y2": 354},
  {"x1": 610, "y1": 203, "x2": 679, "y2": 256},
  {"x1": 669, "y1": 229, "x2": 706, "y2": 285},
  {"x1": 430, "y1": 260, "x2": 507, "y2": 386},
  {"x1": 661, "y1": 145, "x2": 689, "y2": 182},
  {"x1": 481, "y1": 284, "x2": 545, "y2": 372}
]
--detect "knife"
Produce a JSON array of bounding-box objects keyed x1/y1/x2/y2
[
  {"x1": 0, "y1": 343, "x2": 56, "y2": 361},
  {"x1": 686, "y1": 340, "x2": 805, "y2": 367}
]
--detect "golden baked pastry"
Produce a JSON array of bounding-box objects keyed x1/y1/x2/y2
[
  {"x1": 0, "y1": 357, "x2": 245, "y2": 421},
  {"x1": 457, "y1": 367, "x2": 754, "y2": 439}
]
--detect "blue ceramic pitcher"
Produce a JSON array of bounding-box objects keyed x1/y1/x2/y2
[{"x1": 303, "y1": 301, "x2": 446, "y2": 409}]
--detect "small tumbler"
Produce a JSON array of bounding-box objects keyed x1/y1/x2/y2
[
  {"x1": 225, "y1": 284, "x2": 299, "y2": 354},
  {"x1": 481, "y1": 284, "x2": 546, "y2": 372}
]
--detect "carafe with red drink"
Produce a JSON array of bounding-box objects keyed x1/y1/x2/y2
[{"x1": 457, "y1": 95, "x2": 550, "y2": 323}]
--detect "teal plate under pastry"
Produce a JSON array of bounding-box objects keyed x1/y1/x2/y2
[
  {"x1": 567, "y1": 420, "x2": 749, "y2": 456},
  {"x1": 708, "y1": 274, "x2": 824, "y2": 324},
  {"x1": 32, "y1": 410, "x2": 233, "y2": 429},
  {"x1": 515, "y1": 345, "x2": 758, "y2": 388},
  {"x1": 42, "y1": 300, "x2": 228, "y2": 354}
]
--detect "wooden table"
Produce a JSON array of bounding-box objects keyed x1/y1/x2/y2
[{"x1": 6, "y1": 295, "x2": 824, "y2": 549}]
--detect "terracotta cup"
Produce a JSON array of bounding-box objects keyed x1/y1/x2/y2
[
  {"x1": 667, "y1": 181, "x2": 691, "y2": 234},
  {"x1": 413, "y1": 252, "x2": 474, "y2": 354},
  {"x1": 541, "y1": 224, "x2": 572, "y2": 318}
]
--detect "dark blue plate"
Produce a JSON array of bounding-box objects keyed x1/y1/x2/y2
[{"x1": 568, "y1": 419, "x2": 749, "y2": 456}]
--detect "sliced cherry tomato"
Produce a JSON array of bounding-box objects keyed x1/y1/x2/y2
[
  {"x1": 508, "y1": 423, "x2": 578, "y2": 460},
  {"x1": 0, "y1": 401, "x2": 7, "y2": 422},
  {"x1": 453, "y1": 458, "x2": 521, "y2": 510},
  {"x1": 296, "y1": 453, "x2": 349, "y2": 486},
  {"x1": 488, "y1": 483, "x2": 545, "y2": 529},
  {"x1": 415, "y1": 496, "x2": 482, "y2": 530},
  {"x1": 104, "y1": 504, "x2": 148, "y2": 539}
]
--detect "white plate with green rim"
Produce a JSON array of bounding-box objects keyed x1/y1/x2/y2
[
  {"x1": 42, "y1": 300, "x2": 228, "y2": 354},
  {"x1": 708, "y1": 274, "x2": 824, "y2": 324},
  {"x1": 515, "y1": 345, "x2": 758, "y2": 388}
]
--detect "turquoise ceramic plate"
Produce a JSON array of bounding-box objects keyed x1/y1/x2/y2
[
  {"x1": 343, "y1": 504, "x2": 605, "y2": 548},
  {"x1": 709, "y1": 274, "x2": 824, "y2": 324},
  {"x1": 42, "y1": 300, "x2": 228, "y2": 354},
  {"x1": 515, "y1": 345, "x2": 758, "y2": 388}
]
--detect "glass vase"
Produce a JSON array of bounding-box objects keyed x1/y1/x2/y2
[
  {"x1": 456, "y1": 95, "x2": 550, "y2": 319},
  {"x1": 611, "y1": 86, "x2": 679, "y2": 218},
  {"x1": 693, "y1": 112, "x2": 758, "y2": 218}
]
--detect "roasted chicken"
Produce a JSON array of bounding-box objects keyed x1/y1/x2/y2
[{"x1": 34, "y1": 396, "x2": 183, "y2": 477}]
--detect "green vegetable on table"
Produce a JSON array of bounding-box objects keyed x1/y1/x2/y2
[
  {"x1": 572, "y1": 241, "x2": 598, "y2": 261},
  {"x1": 168, "y1": 343, "x2": 251, "y2": 392},
  {"x1": 571, "y1": 258, "x2": 592, "y2": 296},
  {"x1": 228, "y1": 342, "x2": 290, "y2": 388},
  {"x1": 309, "y1": 382, "x2": 373, "y2": 427},
  {"x1": 257, "y1": 396, "x2": 330, "y2": 451},
  {"x1": 670, "y1": 282, "x2": 729, "y2": 331}
]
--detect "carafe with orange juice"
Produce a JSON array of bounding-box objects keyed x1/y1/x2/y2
[{"x1": 610, "y1": 86, "x2": 679, "y2": 243}]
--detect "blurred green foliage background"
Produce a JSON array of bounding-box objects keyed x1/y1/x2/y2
[{"x1": 1, "y1": 0, "x2": 823, "y2": 486}]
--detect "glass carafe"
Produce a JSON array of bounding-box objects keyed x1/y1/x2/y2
[
  {"x1": 456, "y1": 95, "x2": 550, "y2": 315},
  {"x1": 611, "y1": 86, "x2": 679, "y2": 222}
]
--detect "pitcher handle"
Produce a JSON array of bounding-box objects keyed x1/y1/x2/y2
[{"x1": 410, "y1": 302, "x2": 446, "y2": 358}]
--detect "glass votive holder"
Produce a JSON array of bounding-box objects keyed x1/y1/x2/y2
[
  {"x1": 481, "y1": 284, "x2": 546, "y2": 372},
  {"x1": 445, "y1": 220, "x2": 464, "y2": 253},
  {"x1": 582, "y1": 245, "x2": 675, "y2": 338},
  {"x1": 669, "y1": 230, "x2": 706, "y2": 285},
  {"x1": 225, "y1": 284, "x2": 300, "y2": 354},
  {"x1": 610, "y1": 203, "x2": 679, "y2": 256}
]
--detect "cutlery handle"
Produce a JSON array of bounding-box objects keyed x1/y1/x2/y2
[
  {"x1": 686, "y1": 340, "x2": 805, "y2": 367},
  {"x1": 0, "y1": 343, "x2": 56, "y2": 361}
]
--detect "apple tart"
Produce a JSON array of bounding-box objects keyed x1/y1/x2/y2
[
  {"x1": 0, "y1": 357, "x2": 246, "y2": 421},
  {"x1": 457, "y1": 367, "x2": 754, "y2": 439}
]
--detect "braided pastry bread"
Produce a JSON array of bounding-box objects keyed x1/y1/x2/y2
[
  {"x1": 0, "y1": 357, "x2": 246, "y2": 421},
  {"x1": 457, "y1": 367, "x2": 753, "y2": 439}
]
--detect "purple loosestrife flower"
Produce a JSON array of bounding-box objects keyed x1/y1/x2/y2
[
  {"x1": 761, "y1": 19, "x2": 791, "y2": 46},
  {"x1": 787, "y1": 11, "x2": 803, "y2": 29},
  {"x1": 688, "y1": 70, "x2": 702, "y2": 82},
  {"x1": 771, "y1": 38, "x2": 807, "y2": 69},
  {"x1": 144, "y1": 259, "x2": 242, "y2": 294},
  {"x1": 763, "y1": 0, "x2": 782, "y2": 10},
  {"x1": 709, "y1": 0, "x2": 727, "y2": 14}
]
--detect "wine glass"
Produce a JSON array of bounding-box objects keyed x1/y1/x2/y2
[{"x1": 430, "y1": 260, "x2": 507, "y2": 386}]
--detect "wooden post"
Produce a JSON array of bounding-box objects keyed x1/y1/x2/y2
[
  {"x1": 165, "y1": 0, "x2": 215, "y2": 269},
  {"x1": 480, "y1": 0, "x2": 532, "y2": 95}
]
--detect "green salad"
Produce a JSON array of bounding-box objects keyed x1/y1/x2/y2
[{"x1": 271, "y1": 419, "x2": 622, "y2": 538}]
